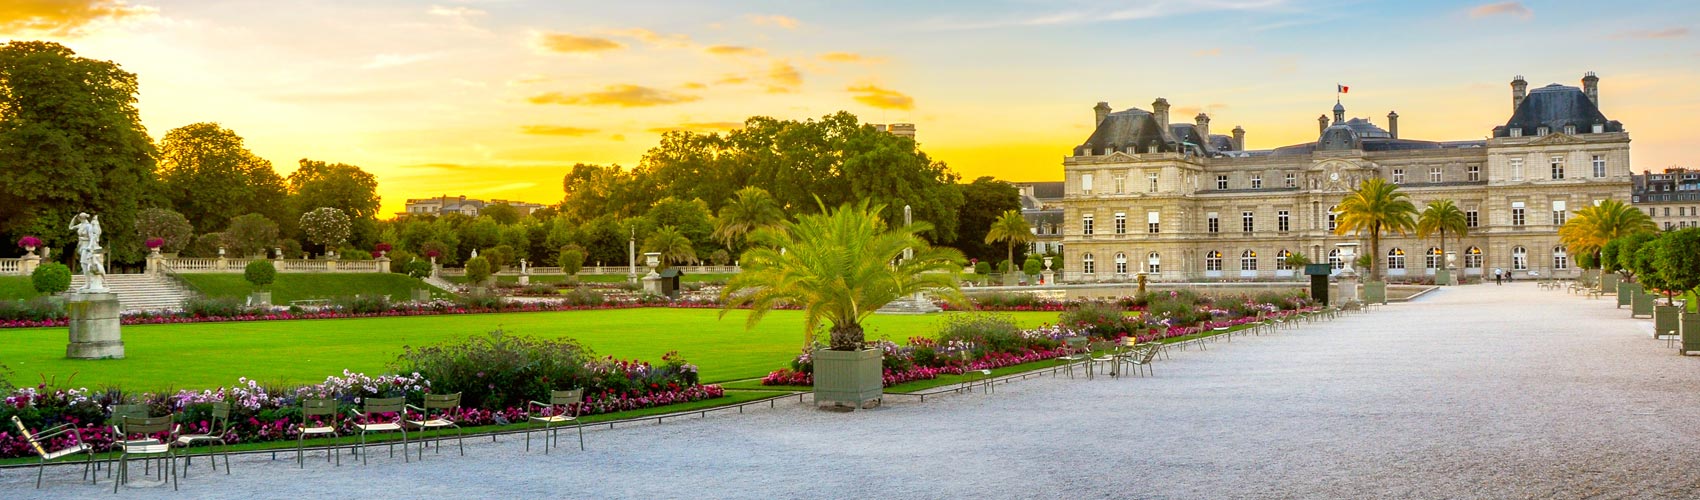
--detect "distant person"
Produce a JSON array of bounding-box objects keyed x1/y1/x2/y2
[{"x1": 1494, "y1": 268, "x2": 1503, "y2": 286}]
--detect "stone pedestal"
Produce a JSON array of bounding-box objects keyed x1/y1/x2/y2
[
  {"x1": 642, "y1": 274, "x2": 663, "y2": 295},
  {"x1": 1040, "y1": 270, "x2": 1055, "y2": 285},
  {"x1": 1337, "y1": 274, "x2": 1360, "y2": 304},
  {"x1": 21, "y1": 254, "x2": 40, "y2": 275},
  {"x1": 518, "y1": 274, "x2": 531, "y2": 286},
  {"x1": 66, "y1": 292, "x2": 124, "y2": 359}
]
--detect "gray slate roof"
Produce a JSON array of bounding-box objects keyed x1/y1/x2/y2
[{"x1": 1492, "y1": 84, "x2": 1622, "y2": 137}]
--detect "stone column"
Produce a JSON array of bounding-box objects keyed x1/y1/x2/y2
[
  {"x1": 145, "y1": 249, "x2": 162, "y2": 275},
  {"x1": 377, "y1": 256, "x2": 391, "y2": 273},
  {"x1": 66, "y1": 292, "x2": 124, "y2": 359},
  {"x1": 20, "y1": 252, "x2": 39, "y2": 276},
  {"x1": 327, "y1": 253, "x2": 339, "y2": 273}
]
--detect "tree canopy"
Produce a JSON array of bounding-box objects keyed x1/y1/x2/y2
[
  {"x1": 158, "y1": 122, "x2": 287, "y2": 233},
  {"x1": 951, "y1": 177, "x2": 1022, "y2": 262}
]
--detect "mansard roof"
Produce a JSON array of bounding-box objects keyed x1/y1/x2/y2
[{"x1": 1492, "y1": 84, "x2": 1622, "y2": 137}]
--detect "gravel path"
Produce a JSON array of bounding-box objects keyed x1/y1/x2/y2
[{"x1": 10, "y1": 282, "x2": 1700, "y2": 499}]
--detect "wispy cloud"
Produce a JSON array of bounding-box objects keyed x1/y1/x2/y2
[
  {"x1": 362, "y1": 53, "x2": 436, "y2": 69},
  {"x1": 1468, "y1": 2, "x2": 1532, "y2": 19},
  {"x1": 520, "y1": 125, "x2": 599, "y2": 136},
  {"x1": 820, "y1": 51, "x2": 884, "y2": 64},
  {"x1": 921, "y1": 0, "x2": 1286, "y2": 30},
  {"x1": 426, "y1": 5, "x2": 484, "y2": 19},
  {"x1": 747, "y1": 14, "x2": 799, "y2": 29},
  {"x1": 680, "y1": 82, "x2": 708, "y2": 90},
  {"x1": 0, "y1": 0, "x2": 157, "y2": 36},
  {"x1": 527, "y1": 84, "x2": 701, "y2": 107},
  {"x1": 1193, "y1": 48, "x2": 1222, "y2": 57},
  {"x1": 533, "y1": 31, "x2": 624, "y2": 53},
  {"x1": 715, "y1": 75, "x2": 750, "y2": 85},
  {"x1": 766, "y1": 61, "x2": 803, "y2": 93},
  {"x1": 1613, "y1": 27, "x2": 1688, "y2": 39},
  {"x1": 848, "y1": 84, "x2": 914, "y2": 110},
  {"x1": 705, "y1": 45, "x2": 765, "y2": 57},
  {"x1": 647, "y1": 121, "x2": 743, "y2": 134},
  {"x1": 608, "y1": 28, "x2": 693, "y2": 47}
]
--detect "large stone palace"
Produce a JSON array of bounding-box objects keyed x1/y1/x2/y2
[{"x1": 1059, "y1": 73, "x2": 1632, "y2": 282}]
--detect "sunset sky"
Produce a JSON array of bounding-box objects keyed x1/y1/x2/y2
[{"x1": 5, "y1": 0, "x2": 1699, "y2": 217}]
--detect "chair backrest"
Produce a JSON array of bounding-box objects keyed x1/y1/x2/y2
[
  {"x1": 424, "y1": 393, "x2": 461, "y2": 411},
  {"x1": 10, "y1": 416, "x2": 50, "y2": 458},
  {"x1": 111, "y1": 403, "x2": 150, "y2": 421},
  {"x1": 1089, "y1": 340, "x2": 1114, "y2": 353},
  {"x1": 362, "y1": 397, "x2": 407, "y2": 418},
  {"x1": 205, "y1": 401, "x2": 231, "y2": 432},
  {"x1": 1064, "y1": 336, "x2": 1088, "y2": 351},
  {"x1": 549, "y1": 389, "x2": 584, "y2": 406},
  {"x1": 119, "y1": 415, "x2": 174, "y2": 438},
  {"x1": 301, "y1": 398, "x2": 338, "y2": 423},
  {"x1": 1139, "y1": 344, "x2": 1162, "y2": 362}
]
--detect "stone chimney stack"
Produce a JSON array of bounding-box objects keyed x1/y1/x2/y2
[
  {"x1": 1094, "y1": 101, "x2": 1111, "y2": 127},
  {"x1": 1195, "y1": 112, "x2": 1211, "y2": 139},
  {"x1": 1151, "y1": 98, "x2": 1171, "y2": 130},
  {"x1": 1318, "y1": 114, "x2": 1329, "y2": 136},
  {"x1": 1582, "y1": 71, "x2": 1599, "y2": 107},
  {"x1": 1511, "y1": 75, "x2": 1528, "y2": 114},
  {"x1": 1387, "y1": 111, "x2": 1399, "y2": 139},
  {"x1": 1231, "y1": 126, "x2": 1246, "y2": 151}
]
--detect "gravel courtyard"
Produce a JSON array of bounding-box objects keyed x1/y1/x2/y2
[{"x1": 10, "y1": 282, "x2": 1700, "y2": 499}]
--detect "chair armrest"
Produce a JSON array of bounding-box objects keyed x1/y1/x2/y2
[
  {"x1": 406, "y1": 404, "x2": 426, "y2": 413},
  {"x1": 526, "y1": 400, "x2": 551, "y2": 411},
  {"x1": 31, "y1": 423, "x2": 77, "y2": 440}
]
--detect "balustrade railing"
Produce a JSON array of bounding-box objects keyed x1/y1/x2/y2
[{"x1": 0, "y1": 258, "x2": 19, "y2": 275}]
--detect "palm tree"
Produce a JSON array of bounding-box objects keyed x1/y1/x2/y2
[
  {"x1": 1558, "y1": 199, "x2": 1656, "y2": 266},
  {"x1": 1334, "y1": 178, "x2": 1418, "y2": 281},
  {"x1": 720, "y1": 200, "x2": 966, "y2": 350},
  {"x1": 643, "y1": 225, "x2": 697, "y2": 267},
  {"x1": 1416, "y1": 199, "x2": 1469, "y2": 270},
  {"x1": 983, "y1": 209, "x2": 1035, "y2": 277},
  {"x1": 712, "y1": 186, "x2": 786, "y2": 252}
]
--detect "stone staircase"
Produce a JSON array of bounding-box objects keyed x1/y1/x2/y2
[{"x1": 70, "y1": 273, "x2": 194, "y2": 312}]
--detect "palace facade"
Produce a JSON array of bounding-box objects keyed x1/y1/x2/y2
[{"x1": 1060, "y1": 73, "x2": 1632, "y2": 282}]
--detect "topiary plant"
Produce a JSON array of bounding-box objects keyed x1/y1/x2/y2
[
  {"x1": 465, "y1": 256, "x2": 492, "y2": 286},
  {"x1": 31, "y1": 262, "x2": 72, "y2": 294},
  {"x1": 1653, "y1": 228, "x2": 1700, "y2": 301},
  {"x1": 244, "y1": 260, "x2": 276, "y2": 290}
]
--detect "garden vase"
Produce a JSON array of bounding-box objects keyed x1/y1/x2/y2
[
  {"x1": 1632, "y1": 291, "x2": 1656, "y2": 318},
  {"x1": 1684, "y1": 311, "x2": 1700, "y2": 355},
  {"x1": 813, "y1": 348, "x2": 883, "y2": 410},
  {"x1": 1617, "y1": 280, "x2": 1639, "y2": 308},
  {"x1": 1658, "y1": 304, "x2": 1682, "y2": 341},
  {"x1": 1363, "y1": 280, "x2": 1387, "y2": 305}
]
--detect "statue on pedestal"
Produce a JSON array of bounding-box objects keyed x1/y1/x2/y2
[{"x1": 69, "y1": 212, "x2": 107, "y2": 292}]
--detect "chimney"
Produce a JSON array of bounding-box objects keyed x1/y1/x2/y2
[
  {"x1": 1152, "y1": 98, "x2": 1171, "y2": 130},
  {"x1": 1511, "y1": 75, "x2": 1528, "y2": 114},
  {"x1": 1195, "y1": 112, "x2": 1211, "y2": 139},
  {"x1": 1387, "y1": 111, "x2": 1399, "y2": 139},
  {"x1": 1318, "y1": 114, "x2": 1329, "y2": 136},
  {"x1": 1094, "y1": 102, "x2": 1112, "y2": 127},
  {"x1": 1231, "y1": 126, "x2": 1246, "y2": 151},
  {"x1": 1582, "y1": 71, "x2": 1599, "y2": 107}
]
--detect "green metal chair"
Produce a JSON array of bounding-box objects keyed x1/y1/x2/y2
[
  {"x1": 111, "y1": 415, "x2": 179, "y2": 493},
  {"x1": 1054, "y1": 336, "x2": 1091, "y2": 379},
  {"x1": 295, "y1": 398, "x2": 341, "y2": 467},
  {"x1": 406, "y1": 392, "x2": 465, "y2": 459},
  {"x1": 526, "y1": 389, "x2": 585, "y2": 454},
  {"x1": 349, "y1": 396, "x2": 410, "y2": 465},
  {"x1": 106, "y1": 404, "x2": 156, "y2": 479},
  {"x1": 174, "y1": 401, "x2": 232, "y2": 475},
  {"x1": 11, "y1": 415, "x2": 97, "y2": 489}
]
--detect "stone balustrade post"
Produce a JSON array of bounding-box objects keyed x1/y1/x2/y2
[
  {"x1": 377, "y1": 256, "x2": 391, "y2": 273},
  {"x1": 20, "y1": 253, "x2": 40, "y2": 276}
]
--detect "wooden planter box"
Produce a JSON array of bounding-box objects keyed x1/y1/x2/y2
[
  {"x1": 249, "y1": 291, "x2": 272, "y2": 307},
  {"x1": 813, "y1": 348, "x2": 883, "y2": 410},
  {"x1": 1599, "y1": 273, "x2": 1619, "y2": 294},
  {"x1": 1363, "y1": 281, "x2": 1387, "y2": 305},
  {"x1": 1684, "y1": 311, "x2": 1700, "y2": 355},
  {"x1": 1632, "y1": 291, "x2": 1656, "y2": 318},
  {"x1": 410, "y1": 288, "x2": 432, "y2": 302},
  {"x1": 1657, "y1": 305, "x2": 1682, "y2": 340},
  {"x1": 1617, "y1": 281, "x2": 1639, "y2": 308}
]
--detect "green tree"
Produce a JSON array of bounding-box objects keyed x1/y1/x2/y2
[
  {"x1": 457, "y1": 217, "x2": 502, "y2": 259},
  {"x1": 984, "y1": 210, "x2": 1035, "y2": 279},
  {"x1": 222, "y1": 213, "x2": 279, "y2": 257},
  {"x1": 1416, "y1": 199, "x2": 1468, "y2": 269},
  {"x1": 1611, "y1": 232, "x2": 1659, "y2": 281},
  {"x1": 244, "y1": 260, "x2": 276, "y2": 290},
  {"x1": 1559, "y1": 199, "x2": 1656, "y2": 266},
  {"x1": 643, "y1": 225, "x2": 697, "y2": 267},
  {"x1": 134, "y1": 207, "x2": 193, "y2": 254},
  {"x1": 577, "y1": 214, "x2": 627, "y2": 267},
  {"x1": 1284, "y1": 252, "x2": 1312, "y2": 268},
  {"x1": 712, "y1": 186, "x2": 785, "y2": 252},
  {"x1": 287, "y1": 159, "x2": 380, "y2": 245},
  {"x1": 556, "y1": 247, "x2": 585, "y2": 274},
  {"x1": 157, "y1": 122, "x2": 287, "y2": 233},
  {"x1": 1334, "y1": 178, "x2": 1418, "y2": 281},
  {"x1": 646, "y1": 197, "x2": 716, "y2": 257},
  {"x1": 1653, "y1": 228, "x2": 1700, "y2": 299},
  {"x1": 299, "y1": 207, "x2": 351, "y2": 254},
  {"x1": 184, "y1": 232, "x2": 224, "y2": 258},
  {"x1": 481, "y1": 203, "x2": 521, "y2": 225},
  {"x1": 0, "y1": 41, "x2": 158, "y2": 264},
  {"x1": 464, "y1": 256, "x2": 492, "y2": 286},
  {"x1": 561, "y1": 163, "x2": 652, "y2": 220},
  {"x1": 720, "y1": 201, "x2": 966, "y2": 350},
  {"x1": 1022, "y1": 255, "x2": 1042, "y2": 276},
  {"x1": 31, "y1": 262, "x2": 71, "y2": 294},
  {"x1": 951, "y1": 177, "x2": 1022, "y2": 262}
]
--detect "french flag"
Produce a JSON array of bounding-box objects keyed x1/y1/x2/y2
[{"x1": 1337, "y1": 84, "x2": 1349, "y2": 94}]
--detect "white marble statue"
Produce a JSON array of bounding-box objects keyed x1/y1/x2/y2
[{"x1": 69, "y1": 212, "x2": 108, "y2": 292}]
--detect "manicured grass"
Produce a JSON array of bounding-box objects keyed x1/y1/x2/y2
[
  {"x1": 0, "y1": 309, "x2": 1061, "y2": 391},
  {"x1": 177, "y1": 273, "x2": 450, "y2": 303},
  {"x1": 0, "y1": 276, "x2": 38, "y2": 300}
]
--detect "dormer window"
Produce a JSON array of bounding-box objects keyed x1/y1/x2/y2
[
  {"x1": 1563, "y1": 125, "x2": 1575, "y2": 135},
  {"x1": 1592, "y1": 123, "x2": 1604, "y2": 133},
  {"x1": 1146, "y1": 145, "x2": 1159, "y2": 154},
  {"x1": 1537, "y1": 126, "x2": 1549, "y2": 136},
  {"x1": 1510, "y1": 128, "x2": 1523, "y2": 137}
]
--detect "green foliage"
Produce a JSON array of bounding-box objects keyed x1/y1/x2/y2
[
  {"x1": 335, "y1": 245, "x2": 372, "y2": 260},
  {"x1": 286, "y1": 159, "x2": 380, "y2": 238},
  {"x1": 184, "y1": 232, "x2": 223, "y2": 258},
  {"x1": 1335, "y1": 178, "x2": 1419, "y2": 281},
  {"x1": 561, "y1": 287, "x2": 606, "y2": 307},
  {"x1": 1617, "y1": 232, "x2": 1660, "y2": 281},
  {"x1": 1023, "y1": 255, "x2": 1042, "y2": 275},
  {"x1": 1559, "y1": 199, "x2": 1656, "y2": 264},
  {"x1": 0, "y1": 296, "x2": 65, "y2": 321},
  {"x1": 1601, "y1": 237, "x2": 1627, "y2": 274},
  {"x1": 485, "y1": 244, "x2": 515, "y2": 271},
  {"x1": 395, "y1": 329, "x2": 594, "y2": 410},
  {"x1": 1284, "y1": 252, "x2": 1312, "y2": 268},
  {"x1": 951, "y1": 177, "x2": 1023, "y2": 262},
  {"x1": 403, "y1": 258, "x2": 433, "y2": 279},
  {"x1": 457, "y1": 217, "x2": 501, "y2": 258},
  {"x1": 709, "y1": 248, "x2": 731, "y2": 266},
  {"x1": 1416, "y1": 199, "x2": 1468, "y2": 263},
  {"x1": 1060, "y1": 302, "x2": 1140, "y2": 338},
  {"x1": 182, "y1": 296, "x2": 249, "y2": 317},
  {"x1": 454, "y1": 288, "x2": 504, "y2": 309},
  {"x1": 984, "y1": 209, "x2": 1034, "y2": 279},
  {"x1": 644, "y1": 225, "x2": 697, "y2": 266},
  {"x1": 1653, "y1": 228, "x2": 1700, "y2": 295},
  {"x1": 464, "y1": 256, "x2": 492, "y2": 285},
  {"x1": 973, "y1": 261, "x2": 990, "y2": 275},
  {"x1": 936, "y1": 314, "x2": 1047, "y2": 357},
  {"x1": 1630, "y1": 234, "x2": 1671, "y2": 294},
  {"x1": 176, "y1": 273, "x2": 443, "y2": 303},
  {"x1": 967, "y1": 291, "x2": 1039, "y2": 308},
  {"x1": 480, "y1": 203, "x2": 521, "y2": 225},
  {"x1": 30, "y1": 262, "x2": 70, "y2": 294},
  {"x1": 158, "y1": 123, "x2": 288, "y2": 233},
  {"x1": 646, "y1": 196, "x2": 717, "y2": 258},
  {"x1": 243, "y1": 260, "x2": 276, "y2": 289},
  {"x1": 712, "y1": 186, "x2": 785, "y2": 252},
  {"x1": 299, "y1": 207, "x2": 351, "y2": 252},
  {"x1": 332, "y1": 294, "x2": 392, "y2": 314},
  {"x1": 134, "y1": 208, "x2": 193, "y2": 254},
  {"x1": 1575, "y1": 251, "x2": 1599, "y2": 270},
  {"x1": 222, "y1": 213, "x2": 279, "y2": 257},
  {"x1": 556, "y1": 247, "x2": 586, "y2": 274}
]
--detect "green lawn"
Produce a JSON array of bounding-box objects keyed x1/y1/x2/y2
[
  {"x1": 0, "y1": 308, "x2": 1061, "y2": 391},
  {"x1": 0, "y1": 276, "x2": 37, "y2": 300},
  {"x1": 177, "y1": 273, "x2": 450, "y2": 303}
]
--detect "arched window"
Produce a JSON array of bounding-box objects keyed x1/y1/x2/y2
[
  {"x1": 1114, "y1": 252, "x2": 1128, "y2": 274},
  {"x1": 1386, "y1": 248, "x2": 1406, "y2": 270},
  {"x1": 1276, "y1": 249, "x2": 1293, "y2": 270},
  {"x1": 1512, "y1": 246, "x2": 1528, "y2": 271},
  {"x1": 1147, "y1": 252, "x2": 1161, "y2": 274},
  {"x1": 1241, "y1": 249, "x2": 1258, "y2": 271},
  {"x1": 1425, "y1": 247, "x2": 1443, "y2": 269},
  {"x1": 1464, "y1": 246, "x2": 1483, "y2": 269},
  {"x1": 1327, "y1": 205, "x2": 1339, "y2": 231},
  {"x1": 1553, "y1": 246, "x2": 1569, "y2": 270},
  {"x1": 1328, "y1": 249, "x2": 1343, "y2": 270},
  {"x1": 1082, "y1": 253, "x2": 1095, "y2": 274},
  {"x1": 1205, "y1": 250, "x2": 1223, "y2": 271}
]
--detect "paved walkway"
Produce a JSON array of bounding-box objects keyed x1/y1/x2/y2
[{"x1": 11, "y1": 282, "x2": 1700, "y2": 499}]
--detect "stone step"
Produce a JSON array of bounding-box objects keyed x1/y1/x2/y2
[{"x1": 69, "y1": 273, "x2": 194, "y2": 312}]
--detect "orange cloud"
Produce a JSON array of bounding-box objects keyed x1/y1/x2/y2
[
  {"x1": 527, "y1": 84, "x2": 701, "y2": 107},
  {"x1": 0, "y1": 0, "x2": 155, "y2": 36},
  {"x1": 609, "y1": 28, "x2": 692, "y2": 47},
  {"x1": 1613, "y1": 27, "x2": 1688, "y2": 39},
  {"x1": 520, "y1": 125, "x2": 599, "y2": 136},
  {"x1": 715, "y1": 75, "x2": 750, "y2": 85},
  {"x1": 534, "y1": 31, "x2": 623, "y2": 53},
  {"x1": 1192, "y1": 47, "x2": 1222, "y2": 57},
  {"x1": 647, "y1": 121, "x2": 743, "y2": 134},
  {"x1": 819, "y1": 51, "x2": 883, "y2": 64},
  {"x1": 766, "y1": 61, "x2": 803, "y2": 93},
  {"x1": 1468, "y1": 2, "x2": 1531, "y2": 19},
  {"x1": 680, "y1": 81, "x2": 708, "y2": 89},
  {"x1": 747, "y1": 14, "x2": 799, "y2": 29},
  {"x1": 705, "y1": 45, "x2": 765, "y2": 56},
  {"x1": 848, "y1": 84, "x2": 914, "y2": 110}
]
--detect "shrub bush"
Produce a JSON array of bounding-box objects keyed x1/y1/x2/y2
[
  {"x1": 557, "y1": 248, "x2": 585, "y2": 275},
  {"x1": 31, "y1": 263, "x2": 71, "y2": 294},
  {"x1": 464, "y1": 256, "x2": 492, "y2": 285},
  {"x1": 182, "y1": 297, "x2": 248, "y2": 317},
  {"x1": 936, "y1": 314, "x2": 1041, "y2": 356},
  {"x1": 333, "y1": 294, "x2": 391, "y2": 314},
  {"x1": 1060, "y1": 302, "x2": 1140, "y2": 338},
  {"x1": 404, "y1": 259, "x2": 433, "y2": 279},
  {"x1": 244, "y1": 260, "x2": 276, "y2": 289},
  {"x1": 0, "y1": 297, "x2": 65, "y2": 322},
  {"x1": 455, "y1": 288, "x2": 504, "y2": 309},
  {"x1": 395, "y1": 329, "x2": 594, "y2": 410},
  {"x1": 968, "y1": 291, "x2": 1039, "y2": 308},
  {"x1": 973, "y1": 261, "x2": 990, "y2": 275}
]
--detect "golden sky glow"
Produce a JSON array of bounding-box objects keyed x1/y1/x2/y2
[{"x1": 5, "y1": 1, "x2": 1700, "y2": 217}]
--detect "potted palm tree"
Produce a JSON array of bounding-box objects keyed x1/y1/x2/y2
[
  {"x1": 1416, "y1": 199, "x2": 1467, "y2": 286},
  {"x1": 1560, "y1": 199, "x2": 1654, "y2": 293},
  {"x1": 985, "y1": 210, "x2": 1035, "y2": 286},
  {"x1": 1335, "y1": 178, "x2": 1417, "y2": 304},
  {"x1": 721, "y1": 201, "x2": 966, "y2": 410}
]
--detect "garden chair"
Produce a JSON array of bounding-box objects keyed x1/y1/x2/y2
[
  {"x1": 349, "y1": 396, "x2": 410, "y2": 465},
  {"x1": 106, "y1": 404, "x2": 156, "y2": 479},
  {"x1": 527, "y1": 389, "x2": 586, "y2": 454},
  {"x1": 1121, "y1": 344, "x2": 1161, "y2": 377},
  {"x1": 406, "y1": 392, "x2": 466, "y2": 459},
  {"x1": 954, "y1": 350, "x2": 993, "y2": 394},
  {"x1": 10, "y1": 415, "x2": 97, "y2": 489},
  {"x1": 295, "y1": 398, "x2": 341, "y2": 467},
  {"x1": 1087, "y1": 340, "x2": 1120, "y2": 379},
  {"x1": 1054, "y1": 336, "x2": 1091, "y2": 379},
  {"x1": 111, "y1": 415, "x2": 180, "y2": 493},
  {"x1": 174, "y1": 401, "x2": 232, "y2": 476}
]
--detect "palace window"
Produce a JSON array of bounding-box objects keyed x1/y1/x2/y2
[
  {"x1": 1592, "y1": 155, "x2": 1606, "y2": 178},
  {"x1": 1466, "y1": 208, "x2": 1478, "y2": 228},
  {"x1": 1241, "y1": 250, "x2": 1258, "y2": 271},
  {"x1": 1327, "y1": 205, "x2": 1338, "y2": 231},
  {"x1": 1537, "y1": 126, "x2": 1549, "y2": 136},
  {"x1": 1564, "y1": 125, "x2": 1575, "y2": 135},
  {"x1": 1387, "y1": 248, "x2": 1406, "y2": 270},
  {"x1": 1113, "y1": 175, "x2": 1126, "y2": 194},
  {"x1": 1430, "y1": 166, "x2": 1442, "y2": 183},
  {"x1": 1512, "y1": 246, "x2": 1528, "y2": 271},
  {"x1": 1510, "y1": 158, "x2": 1524, "y2": 181},
  {"x1": 1328, "y1": 249, "x2": 1343, "y2": 270},
  {"x1": 1147, "y1": 252, "x2": 1160, "y2": 274},
  {"x1": 1285, "y1": 173, "x2": 1296, "y2": 188},
  {"x1": 1148, "y1": 173, "x2": 1159, "y2": 193},
  {"x1": 1464, "y1": 246, "x2": 1483, "y2": 269},
  {"x1": 1276, "y1": 249, "x2": 1294, "y2": 271},
  {"x1": 1081, "y1": 173, "x2": 1094, "y2": 194},
  {"x1": 1216, "y1": 175, "x2": 1229, "y2": 190},
  {"x1": 1082, "y1": 253, "x2": 1095, "y2": 274},
  {"x1": 1114, "y1": 212, "x2": 1126, "y2": 234},
  {"x1": 1392, "y1": 169, "x2": 1405, "y2": 184},
  {"x1": 1208, "y1": 212, "x2": 1220, "y2": 233},
  {"x1": 1147, "y1": 211, "x2": 1160, "y2": 234},
  {"x1": 1251, "y1": 175, "x2": 1263, "y2": 189},
  {"x1": 1205, "y1": 250, "x2": 1223, "y2": 271},
  {"x1": 1468, "y1": 164, "x2": 1480, "y2": 182},
  {"x1": 1114, "y1": 252, "x2": 1128, "y2": 274},
  {"x1": 1550, "y1": 156, "x2": 1565, "y2": 180},
  {"x1": 1552, "y1": 200, "x2": 1567, "y2": 226},
  {"x1": 1511, "y1": 202, "x2": 1525, "y2": 226},
  {"x1": 1277, "y1": 210, "x2": 1290, "y2": 232},
  {"x1": 1082, "y1": 214, "x2": 1094, "y2": 235},
  {"x1": 1511, "y1": 128, "x2": 1523, "y2": 137},
  {"x1": 1425, "y1": 247, "x2": 1442, "y2": 269},
  {"x1": 1242, "y1": 211, "x2": 1254, "y2": 233},
  {"x1": 1553, "y1": 246, "x2": 1569, "y2": 270}
]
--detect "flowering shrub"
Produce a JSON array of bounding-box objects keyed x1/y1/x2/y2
[
  {"x1": 145, "y1": 237, "x2": 165, "y2": 250},
  {"x1": 17, "y1": 235, "x2": 41, "y2": 248}
]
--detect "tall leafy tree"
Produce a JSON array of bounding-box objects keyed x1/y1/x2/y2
[
  {"x1": 134, "y1": 207, "x2": 192, "y2": 254},
  {"x1": 951, "y1": 177, "x2": 1022, "y2": 262},
  {"x1": 1334, "y1": 178, "x2": 1418, "y2": 281},
  {"x1": 157, "y1": 122, "x2": 287, "y2": 232},
  {"x1": 287, "y1": 159, "x2": 380, "y2": 245},
  {"x1": 645, "y1": 197, "x2": 716, "y2": 257},
  {"x1": 643, "y1": 225, "x2": 697, "y2": 267},
  {"x1": 1609, "y1": 232, "x2": 1659, "y2": 281},
  {"x1": 1416, "y1": 199, "x2": 1468, "y2": 268},
  {"x1": 712, "y1": 186, "x2": 786, "y2": 253},
  {"x1": 299, "y1": 207, "x2": 351, "y2": 255},
  {"x1": 720, "y1": 200, "x2": 966, "y2": 349},
  {"x1": 0, "y1": 41, "x2": 158, "y2": 263},
  {"x1": 480, "y1": 203, "x2": 521, "y2": 225},
  {"x1": 1558, "y1": 199, "x2": 1656, "y2": 265},
  {"x1": 984, "y1": 209, "x2": 1035, "y2": 275},
  {"x1": 1653, "y1": 228, "x2": 1700, "y2": 300},
  {"x1": 221, "y1": 213, "x2": 279, "y2": 257}
]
